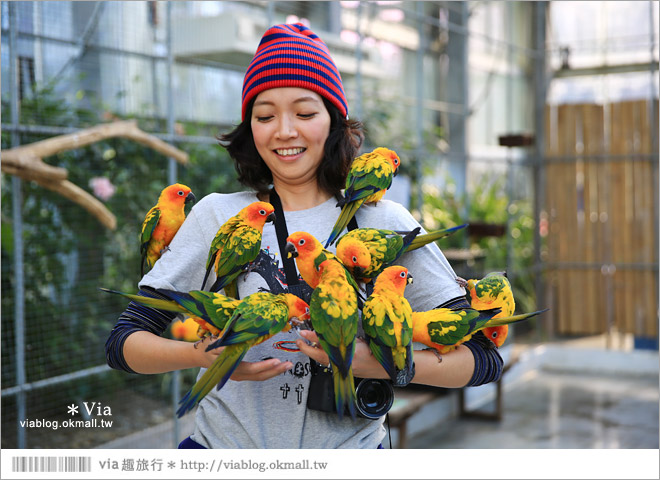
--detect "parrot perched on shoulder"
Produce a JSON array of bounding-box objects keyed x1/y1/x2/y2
[
  {"x1": 309, "y1": 259, "x2": 360, "y2": 419},
  {"x1": 325, "y1": 147, "x2": 401, "y2": 247},
  {"x1": 141, "y1": 183, "x2": 195, "y2": 276},
  {"x1": 361, "y1": 266, "x2": 415, "y2": 386},
  {"x1": 336, "y1": 224, "x2": 467, "y2": 284},
  {"x1": 177, "y1": 292, "x2": 310, "y2": 417},
  {"x1": 411, "y1": 306, "x2": 547, "y2": 356},
  {"x1": 202, "y1": 201, "x2": 276, "y2": 296},
  {"x1": 284, "y1": 231, "x2": 360, "y2": 293},
  {"x1": 99, "y1": 287, "x2": 240, "y2": 340},
  {"x1": 461, "y1": 271, "x2": 515, "y2": 348}
]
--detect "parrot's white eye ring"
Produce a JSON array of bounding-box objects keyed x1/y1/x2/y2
[
  {"x1": 393, "y1": 158, "x2": 400, "y2": 166},
  {"x1": 178, "y1": 190, "x2": 184, "y2": 196},
  {"x1": 492, "y1": 332, "x2": 498, "y2": 338},
  {"x1": 298, "y1": 239, "x2": 305, "y2": 245},
  {"x1": 399, "y1": 271, "x2": 406, "y2": 278},
  {"x1": 259, "y1": 209, "x2": 266, "y2": 215},
  {"x1": 352, "y1": 256, "x2": 358, "y2": 263}
]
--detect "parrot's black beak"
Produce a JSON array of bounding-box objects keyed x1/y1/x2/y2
[
  {"x1": 353, "y1": 266, "x2": 365, "y2": 279},
  {"x1": 185, "y1": 192, "x2": 196, "y2": 205},
  {"x1": 393, "y1": 167, "x2": 399, "y2": 177},
  {"x1": 407, "y1": 272, "x2": 413, "y2": 285},
  {"x1": 266, "y1": 212, "x2": 276, "y2": 223},
  {"x1": 284, "y1": 241, "x2": 298, "y2": 259}
]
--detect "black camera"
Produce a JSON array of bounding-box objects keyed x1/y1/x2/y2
[{"x1": 306, "y1": 359, "x2": 394, "y2": 419}]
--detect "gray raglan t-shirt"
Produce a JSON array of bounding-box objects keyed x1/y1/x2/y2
[{"x1": 139, "y1": 191, "x2": 463, "y2": 448}]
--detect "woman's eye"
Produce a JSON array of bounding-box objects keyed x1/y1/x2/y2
[
  {"x1": 255, "y1": 116, "x2": 273, "y2": 122},
  {"x1": 298, "y1": 113, "x2": 316, "y2": 119}
]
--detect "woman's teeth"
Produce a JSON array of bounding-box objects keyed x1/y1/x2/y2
[{"x1": 275, "y1": 148, "x2": 305, "y2": 156}]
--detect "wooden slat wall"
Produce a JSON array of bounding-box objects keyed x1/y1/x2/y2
[{"x1": 545, "y1": 100, "x2": 658, "y2": 338}]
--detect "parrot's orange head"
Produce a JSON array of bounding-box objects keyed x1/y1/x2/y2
[
  {"x1": 160, "y1": 183, "x2": 196, "y2": 206},
  {"x1": 483, "y1": 325, "x2": 508, "y2": 348},
  {"x1": 241, "y1": 201, "x2": 276, "y2": 228},
  {"x1": 336, "y1": 237, "x2": 371, "y2": 277},
  {"x1": 376, "y1": 265, "x2": 412, "y2": 294},
  {"x1": 373, "y1": 147, "x2": 401, "y2": 173},
  {"x1": 284, "y1": 295, "x2": 311, "y2": 323},
  {"x1": 170, "y1": 316, "x2": 201, "y2": 342},
  {"x1": 285, "y1": 231, "x2": 322, "y2": 260}
]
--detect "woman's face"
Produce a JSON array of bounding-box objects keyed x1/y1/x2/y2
[{"x1": 251, "y1": 87, "x2": 331, "y2": 190}]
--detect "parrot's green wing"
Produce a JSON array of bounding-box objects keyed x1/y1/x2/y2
[
  {"x1": 140, "y1": 206, "x2": 161, "y2": 275},
  {"x1": 427, "y1": 308, "x2": 501, "y2": 345},
  {"x1": 157, "y1": 289, "x2": 240, "y2": 331},
  {"x1": 208, "y1": 224, "x2": 263, "y2": 293}
]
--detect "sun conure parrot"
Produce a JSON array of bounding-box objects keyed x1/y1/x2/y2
[
  {"x1": 411, "y1": 306, "x2": 548, "y2": 356},
  {"x1": 99, "y1": 287, "x2": 240, "y2": 340},
  {"x1": 325, "y1": 147, "x2": 401, "y2": 247},
  {"x1": 335, "y1": 224, "x2": 468, "y2": 284},
  {"x1": 309, "y1": 259, "x2": 360, "y2": 419},
  {"x1": 461, "y1": 271, "x2": 515, "y2": 348},
  {"x1": 362, "y1": 266, "x2": 415, "y2": 386},
  {"x1": 141, "y1": 183, "x2": 196, "y2": 276},
  {"x1": 284, "y1": 231, "x2": 361, "y2": 293},
  {"x1": 202, "y1": 201, "x2": 276, "y2": 296},
  {"x1": 171, "y1": 317, "x2": 202, "y2": 342},
  {"x1": 176, "y1": 292, "x2": 310, "y2": 417}
]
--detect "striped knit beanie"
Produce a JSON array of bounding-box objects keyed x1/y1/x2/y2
[{"x1": 242, "y1": 23, "x2": 348, "y2": 121}]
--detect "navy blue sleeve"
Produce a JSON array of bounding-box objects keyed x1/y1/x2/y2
[
  {"x1": 105, "y1": 287, "x2": 178, "y2": 373},
  {"x1": 435, "y1": 295, "x2": 504, "y2": 387}
]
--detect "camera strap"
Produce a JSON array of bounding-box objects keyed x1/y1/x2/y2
[{"x1": 269, "y1": 187, "x2": 358, "y2": 291}]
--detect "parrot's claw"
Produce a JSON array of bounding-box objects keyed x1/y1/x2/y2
[
  {"x1": 159, "y1": 246, "x2": 172, "y2": 256},
  {"x1": 424, "y1": 347, "x2": 443, "y2": 363},
  {"x1": 455, "y1": 276, "x2": 468, "y2": 288}
]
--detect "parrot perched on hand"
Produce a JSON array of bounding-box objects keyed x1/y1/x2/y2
[
  {"x1": 411, "y1": 306, "x2": 548, "y2": 356},
  {"x1": 335, "y1": 224, "x2": 468, "y2": 284},
  {"x1": 325, "y1": 147, "x2": 401, "y2": 247},
  {"x1": 177, "y1": 291, "x2": 310, "y2": 418},
  {"x1": 140, "y1": 183, "x2": 196, "y2": 276},
  {"x1": 462, "y1": 271, "x2": 515, "y2": 348},
  {"x1": 309, "y1": 259, "x2": 360, "y2": 419},
  {"x1": 361, "y1": 266, "x2": 415, "y2": 386},
  {"x1": 99, "y1": 287, "x2": 241, "y2": 339},
  {"x1": 284, "y1": 231, "x2": 360, "y2": 293},
  {"x1": 202, "y1": 201, "x2": 276, "y2": 296}
]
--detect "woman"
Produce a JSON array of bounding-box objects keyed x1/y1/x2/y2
[{"x1": 106, "y1": 23, "x2": 502, "y2": 449}]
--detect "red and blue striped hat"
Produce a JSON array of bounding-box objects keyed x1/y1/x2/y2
[{"x1": 242, "y1": 23, "x2": 348, "y2": 121}]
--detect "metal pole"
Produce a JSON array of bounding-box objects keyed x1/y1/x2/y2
[
  {"x1": 648, "y1": 1, "x2": 659, "y2": 328},
  {"x1": 415, "y1": 2, "x2": 425, "y2": 216},
  {"x1": 166, "y1": 2, "x2": 180, "y2": 448},
  {"x1": 505, "y1": 2, "x2": 514, "y2": 285},
  {"x1": 266, "y1": 1, "x2": 275, "y2": 27},
  {"x1": 9, "y1": 1, "x2": 27, "y2": 449},
  {"x1": 533, "y1": 2, "x2": 549, "y2": 342}
]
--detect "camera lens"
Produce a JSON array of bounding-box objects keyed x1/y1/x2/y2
[{"x1": 354, "y1": 379, "x2": 394, "y2": 419}]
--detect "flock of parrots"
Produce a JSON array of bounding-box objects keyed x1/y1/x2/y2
[{"x1": 102, "y1": 147, "x2": 547, "y2": 420}]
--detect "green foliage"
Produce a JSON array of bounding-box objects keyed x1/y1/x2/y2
[
  {"x1": 421, "y1": 174, "x2": 537, "y2": 314},
  {"x1": 1, "y1": 83, "x2": 241, "y2": 413}
]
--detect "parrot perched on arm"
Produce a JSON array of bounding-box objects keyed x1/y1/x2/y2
[
  {"x1": 325, "y1": 147, "x2": 401, "y2": 247},
  {"x1": 176, "y1": 292, "x2": 310, "y2": 417},
  {"x1": 411, "y1": 306, "x2": 548, "y2": 355},
  {"x1": 462, "y1": 271, "x2": 515, "y2": 348},
  {"x1": 99, "y1": 287, "x2": 241, "y2": 339},
  {"x1": 140, "y1": 183, "x2": 196, "y2": 276},
  {"x1": 309, "y1": 259, "x2": 360, "y2": 419},
  {"x1": 335, "y1": 224, "x2": 467, "y2": 284},
  {"x1": 362, "y1": 266, "x2": 415, "y2": 386},
  {"x1": 202, "y1": 201, "x2": 276, "y2": 296}
]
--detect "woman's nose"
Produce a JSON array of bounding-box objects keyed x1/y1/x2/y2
[{"x1": 275, "y1": 116, "x2": 299, "y2": 140}]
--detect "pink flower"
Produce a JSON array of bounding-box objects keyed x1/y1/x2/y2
[{"x1": 89, "y1": 176, "x2": 116, "y2": 201}]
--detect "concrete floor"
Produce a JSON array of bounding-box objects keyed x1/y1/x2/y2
[{"x1": 407, "y1": 368, "x2": 659, "y2": 449}]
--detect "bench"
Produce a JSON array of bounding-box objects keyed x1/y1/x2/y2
[{"x1": 387, "y1": 389, "x2": 441, "y2": 449}]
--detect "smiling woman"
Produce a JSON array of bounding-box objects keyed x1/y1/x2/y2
[{"x1": 105, "y1": 22, "x2": 502, "y2": 450}]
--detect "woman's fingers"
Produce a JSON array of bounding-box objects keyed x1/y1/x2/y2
[
  {"x1": 231, "y1": 358, "x2": 293, "y2": 382},
  {"x1": 295, "y1": 330, "x2": 330, "y2": 365}
]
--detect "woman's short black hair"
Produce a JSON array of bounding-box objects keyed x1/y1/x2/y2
[{"x1": 218, "y1": 97, "x2": 364, "y2": 196}]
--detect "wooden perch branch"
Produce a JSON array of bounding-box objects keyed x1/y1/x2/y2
[{"x1": 1, "y1": 120, "x2": 190, "y2": 230}]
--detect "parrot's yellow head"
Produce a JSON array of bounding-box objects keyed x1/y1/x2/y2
[
  {"x1": 482, "y1": 325, "x2": 508, "y2": 348},
  {"x1": 375, "y1": 265, "x2": 412, "y2": 295},
  {"x1": 241, "y1": 201, "x2": 276, "y2": 229},
  {"x1": 285, "y1": 231, "x2": 323, "y2": 260},
  {"x1": 160, "y1": 183, "x2": 196, "y2": 207},
  {"x1": 336, "y1": 236, "x2": 371, "y2": 277},
  {"x1": 373, "y1": 147, "x2": 401, "y2": 173}
]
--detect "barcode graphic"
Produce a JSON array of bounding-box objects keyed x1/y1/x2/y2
[{"x1": 11, "y1": 456, "x2": 91, "y2": 473}]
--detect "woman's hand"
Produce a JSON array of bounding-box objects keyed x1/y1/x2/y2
[
  {"x1": 194, "y1": 335, "x2": 293, "y2": 382},
  {"x1": 295, "y1": 330, "x2": 388, "y2": 379}
]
